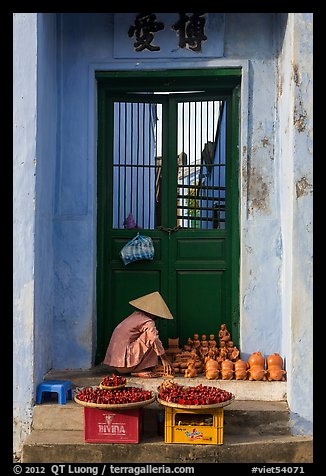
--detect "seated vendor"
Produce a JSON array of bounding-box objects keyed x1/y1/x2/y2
[{"x1": 103, "y1": 291, "x2": 174, "y2": 378}]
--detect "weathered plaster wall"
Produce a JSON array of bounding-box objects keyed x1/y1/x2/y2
[
  {"x1": 51, "y1": 12, "x2": 312, "y2": 432},
  {"x1": 53, "y1": 12, "x2": 284, "y2": 369},
  {"x1": 13, "y1": 12, "x2": 58, "y2": 457},
  {"x1": 13, "y1": 12, "x2": 37, "y2": 457},
  {"x1": 13, "y1": 14, "x2": 313, "y2": 458},
  {"x1": 277, "y1": 13, "x2": 313, "y2": 435},
  {"x1": 34, "y1": 13, "x2": 57, "y2": 396}
]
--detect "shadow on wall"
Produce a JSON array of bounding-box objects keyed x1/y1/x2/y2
[
  {"x1": 289, "y1": 412, "x2": 313, "y2": 436},
  {"x1": 275, "y1": 13, "x2": 289, "y2": 58}
]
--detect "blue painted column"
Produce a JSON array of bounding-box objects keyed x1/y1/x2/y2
[{"x1": 13, "y1": 12, "x2": 38, "y2": 458}]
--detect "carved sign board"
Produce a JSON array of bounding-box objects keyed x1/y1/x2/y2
[{"x1": 113, "y1": 13, "x2": 225, "y2": 59}]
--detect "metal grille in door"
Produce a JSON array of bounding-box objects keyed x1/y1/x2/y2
[
  {"x1": 112, "y1": 101, "x2": 163, "y2": 230},
  {"x1": 177, "y1": 100, "x2": 226, "y2": 229},
  {"x1": 112, "y1": 98, "x2": 226, "y2": 231}
]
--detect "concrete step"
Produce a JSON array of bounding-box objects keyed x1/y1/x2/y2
[
  {"x1": 22, "y1": 430, "x2": 313, "y2": 464},
  {"x1": 44, "y1": 366, "x2": 287, "y2": 401},
  {"x1": 23, "y1": 366, "x2": 310, "y2": 464},
  {"x1": 32, "y1": 400, "x2": 291, "y2": 436}
]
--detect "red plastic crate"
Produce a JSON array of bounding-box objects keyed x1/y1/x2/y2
[{"x1": 83, "y1": 407, "x2": 143, "y2": 443}]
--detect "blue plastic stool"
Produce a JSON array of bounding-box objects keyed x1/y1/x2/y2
[{"x1": 36, "y1": 380, "x2": 73, "y2": 405}]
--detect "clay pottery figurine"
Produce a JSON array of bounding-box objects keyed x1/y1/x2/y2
[
  {"x1": 205, "y1": 357, "x2": 219, "y2": 380},
  {"x1": 208, "y1": 334, "x2": 217, "y2": 348},
  {"x1": 205, "y1": 348, "x2": 216, "y2": 363},
  {"x1": 193, "y1": 333, "x2": 201, "y2": 349},
  {"x1": 234, "y1": 359, "x2": 249, "y2": 380},
  {"x1": 219, "y1": 344, "x2": 228, "y2": 361},
  {"x1": 228, "y1": 343, "x2": 240, "y2": 362},
  {"x1": 172, "y1": 361, "x2": 180, "y2": 374},
  {"x1": 248, "y1": 352, "x2": 267, "y2": 381},
  {"x1": 199, "y1": 334, "x2": 209, "y2": 360},
  {"x1": 221, "y1": 359, "x2": 234, "y2": 380},
  {"x1": 210, "y1": 346, "x2": 219, "y2": 359},
  {"x1": 266, "y1": 353, "x2": 286, "y2": 381},
  {"x1": 184, "y1": 357, "x2": 198, "y2": 378},
  {"x1": 226, "y1": 341, "x2": 235, "y2": 359},
  {"x1": 218, "y1": 323, "x2": 231, "y2": 346},
  {"x1": 201, "y1": 334, "x2": 208, "y2": 347},
  {"x1": 183, "y1": 337, "x2": 193, "y2": 352}
]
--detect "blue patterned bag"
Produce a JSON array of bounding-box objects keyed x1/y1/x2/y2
[{"x1": 119, "y1": 232, "x2": 154, "y2": 265}]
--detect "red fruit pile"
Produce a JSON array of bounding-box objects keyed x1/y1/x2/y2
[
  {"x1": 158, "y1": 382, "x2": 233, "y2": 405},
  {"x1": 76, "y1": 386, "x2": 153, "y2": 405},
  {"x1": 101, "y1": 375, "x2": 127, "y2": 387}
]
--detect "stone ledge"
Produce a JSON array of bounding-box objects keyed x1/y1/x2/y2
[
  {"x1": 32, "y1": 400, "x2": 290, "y2": 432},
  {"x1": 44, "y1": 367, "x2": 287, "y2": 401},
  {"x1": 22, "y1": 430, "x2": 313, "y2": 464}
]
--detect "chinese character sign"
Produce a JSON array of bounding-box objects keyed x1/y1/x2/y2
[
  {"x1": 128, "y1": 13, "x2": 164, "y2": 52},
  {"x1": 172, "y1": 13, "x2": 207, "y2": 52},
  {"x1": 114, "y1": 13, "x2": 225, "y2": 59},
  {"x1": 128, "y1": 12, "x2": 207, "y2": 53}
]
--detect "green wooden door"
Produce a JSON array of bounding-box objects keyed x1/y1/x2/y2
[{"x1": 96, "y1": 70, "x2": 240, "y2": 364}]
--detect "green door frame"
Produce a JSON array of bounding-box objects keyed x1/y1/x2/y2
[{"x1": 95, "y1": 68, "x2": 241, "y2": 364}]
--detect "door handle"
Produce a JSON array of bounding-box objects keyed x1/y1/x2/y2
[{"x1": 156, "y1": 225, "x2": 181, "y2": 237}]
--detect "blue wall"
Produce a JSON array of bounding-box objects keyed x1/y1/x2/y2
[
  {"x1": 34, "y1": 12, "x2": 57, "y2": 389},
  {"x1": 52, "y1": 12, "x2": 281, "y2": 368},
  {"x1": 13, "y1": 15, "x2": 313, "y2": 453}
]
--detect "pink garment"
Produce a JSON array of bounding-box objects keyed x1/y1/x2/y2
[{"x1": 103, "y1": 311, "x2": 165, "y2": 370}]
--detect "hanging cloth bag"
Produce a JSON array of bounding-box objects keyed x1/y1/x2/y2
[{"x1": 119, "y1": 232, "x2": 155, "y2": 265}]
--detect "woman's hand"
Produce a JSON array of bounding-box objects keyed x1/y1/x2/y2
[{"x1": 160, "y1": 353, "x2": 173, "y2": 375}]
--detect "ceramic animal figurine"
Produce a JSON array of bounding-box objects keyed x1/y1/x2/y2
[
  {"x1": 234, "y1": 359, "x2": 249, "y2": 380},
  {"x1": 266, "y1": 353, "x2": 286, "y2": 381},
  {"x1": 248, "y1": 351, "x2": 267, "y2": 381},
  {"x1": 205, "y1": 356, "x2": 220, "y2": 380},
  {"x1": 221, "y1": 359, "x2": 234, "y2": 380},
  {"x1": 184, "y1": 357, "x2": 198, "y2": 378}
]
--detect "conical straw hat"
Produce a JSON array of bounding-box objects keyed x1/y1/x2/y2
[{"x1": 129, "y1": 291, "x2": 173, "y2": 320}]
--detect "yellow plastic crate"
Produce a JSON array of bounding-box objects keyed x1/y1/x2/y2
[{"x1": 164, "y1": 407, "x2": 224, "y2": 445}]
